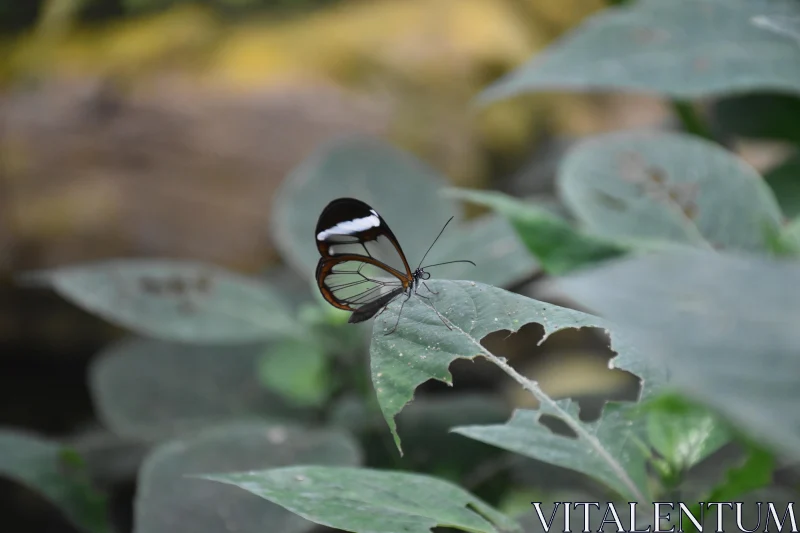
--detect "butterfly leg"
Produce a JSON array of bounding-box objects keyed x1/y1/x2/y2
[
  {"x1": 414, "y1": 293, "x2": 452, "y2": 330},
  {"x1": 422, "y1": 281, "x2": 439, "y2": 295},
  {"x1": 384, "y1": 291, "x2": 412, "y2": 336}
]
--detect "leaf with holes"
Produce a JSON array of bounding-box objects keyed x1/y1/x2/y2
[
  {"x1": 270, "y1": 136, "x2": 537, "y2": 287},
  {"x1": 204, "y1": 466, "x2": 520, "y2": 533},
  {"x1": 445, "y1": 188, "x2": 627, "y2": 274},
  {"x1": 135, "y1": 422, "x2": 361, "y2": 533},
  {"x1": 557, "y1": 130, "x2": 783, "y2": 252},
  {"x1": 478, "y1": 0, "x2": 800, "y2": 104},
  {"x1": 556, "y1": 248, "x2": 800, "y2": 463},
  {"x1": 22, "y1": 260, "x2": 298, "y2": 344},
  {"x1": 0, "y1": 429, "x2": 110, "y2": 533},
  {"x1": 369, "y1": 279, "x2": 666, "y2": 502}
]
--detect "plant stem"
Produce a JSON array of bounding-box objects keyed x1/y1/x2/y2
[{"x1": 671, "y1": 100, "x2": 715, "y2": 141}]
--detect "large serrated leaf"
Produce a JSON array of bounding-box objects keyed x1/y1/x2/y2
[
  {"x1": 23, "y1": 260, "x2": 297, "y2": 344},
  {"x1": 369, "y1": 279, "x2": 666, "y2": 502},
  {"x1": 204, "y1": 466, "x2": 520, "y2": 533},
  {"x1": 90, "y1": 338, "x2": 305, "y2": 438},
  {"x1": 135, "y1": 422, "x2": 361, "y2": 533},
  {"x1": 270, "y1": 136, "x2": 537, "y2": 287},
  {"x1": 557, "y1": 130, "x2": 783, "y2": 252},
  {"x1": 478, "y1": 0, "x2": 800, "y2": 104},
  {"x1": 0, "y1": 429, "x2": 109, "y2": 533},
  {"x1": 556, "y1": 249, "x2": 800, "y2": 463}
]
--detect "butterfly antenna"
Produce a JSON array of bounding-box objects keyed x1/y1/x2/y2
[
  {"x1": 416, "y1": 216, "x2": 454, "y2": 269},
  {"x1": 421, "y1": 259, "x2": 476, "y2": 269}
]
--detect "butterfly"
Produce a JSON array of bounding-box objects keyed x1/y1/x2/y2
[{"x1": 314, "y1": 197, "x2": 475, "y2": 335}]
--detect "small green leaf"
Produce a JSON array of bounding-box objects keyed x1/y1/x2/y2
[
  {"x1": 557, "y1": 130, "x2": 783, "y2": 252},
  {"x1": 765, "y1": 151, "x2": 800, "y2": 219},
  {"x1": 703, "y1": 444, "x2": 775, "y2": 503},
  {"x1": 478, "y1": 0, "x2": 800, "y2": 104},
  {"x1": 135, "y1": 422, "x2": 361, "y2": 533},
  {"x1": 89, "y1": 337, "x2": 305, "y2": 438},
  {"x1": 204, "y1": 466, "x2": 521, "y2": 533},
  {"x1": 258, "y1": 339, "x2": 330, "y2": 407},
  {"x1": 556, "y1": 248, "x2": 800, "y2": 463},
  {"x1": 445, "y1": 188, "x2": 627, "y2": 274},
  {"x1": 369, "y1": 279, "x2": 666, "y2": 501},
  {"x1": 0, "y1": 429, "x2": 110, "y2": 533},
  {"x1": 637, "y1": 394, "x2": 731, "y2": 474},
  {"x1": 21, "y1": 259, "x2": 297, "y2": 344}
]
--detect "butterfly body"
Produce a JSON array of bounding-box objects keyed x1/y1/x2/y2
[{"x1": 314, "y1": 197, "x2": 471, "y2": 334}]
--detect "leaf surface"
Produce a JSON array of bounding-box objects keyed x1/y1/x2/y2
[
  {"x1": 205, "y1": 465, "x2": 520, "y2": 533},
  {"x1": 23, "y1": 260, "x2": 296, "y2": 344}
]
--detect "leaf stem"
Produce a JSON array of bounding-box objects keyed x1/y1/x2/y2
[{"x1": 671, "y1": 100, "x2": 714, "y2": 142}]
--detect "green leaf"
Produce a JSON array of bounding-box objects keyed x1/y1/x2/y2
[
  {"x1": 135, "y1": 422, "x2": 362, "y2": 533},
  {"x1": 369, "y1": 279, "x2": 666, "y2": 501},
  {"x1": 445, "y1": 188, "x2": 627, "y2": 274},
  {"x1": 270, "y1": 136, "x2": 537, "y2": 286},
  {"x1": 556, "y1": 248, "x2": 800, "y2": 463},
  {"x1": 557, "y1": 130, "x2": 783, "y2": 252},
  {"x1": 21, "y1": 259, "x2": 297, "y2": 344},
  {"x1": 204, "y1": 465, "x2": 520, "y2": 533},
  {"x1": 637, "y1": 394, "x2": 731, "y2": 474},
  {"x1": 257, "y1": 338, "x2": 330, "y2": 407},
  {"x1": 89, "y1": 337, "x2": 305, "y2": 438},
  {"x1": 0, "y1": 429, "x2": 109, "y2": 533},
  {"x1": 702, "y1": 444, "x2": 774, "y2": 503},
  {"x1": 766, "y1": 151, "x2": 800, "y2": 219},
  {"x1": 478, "y1": 0, "x2": 800, "y2": 104}
]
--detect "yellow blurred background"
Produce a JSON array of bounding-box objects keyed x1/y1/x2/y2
[{"x1": 0, "y1": 0, "x2": 669, "y2": 275}]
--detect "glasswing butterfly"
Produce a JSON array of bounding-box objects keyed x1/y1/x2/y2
[{"x1": 314, "y1": 197, "x2": 475, "y2": 335}]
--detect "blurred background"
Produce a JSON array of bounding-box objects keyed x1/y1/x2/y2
[{"x1": 1, "y1": 1, "x2": 790, "y2": 532}]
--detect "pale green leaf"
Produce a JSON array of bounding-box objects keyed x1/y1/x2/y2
[
  {"x1": 22, "y1": 260, "x2": 296, "y2": 344},
  {"x1": 752, "y1": 13, "x2": 800, "y2": 43},
  {"x1": 204, "y1": 466, "x2": 520, "y2": 533},
  {"x1": 478, "y1": 0, "x2": 800, "y2": 104},
  {"x1": 557, "y1": 130, "x2": 783, "y2": 252},
  {"x1": 90, "y1": 338, "x2": 305, "y2": 438},
  {"x1": 0, "y1": 429, "x2": 109, "y2": 533},
  {"x1": 135, "y1": 422, "x2": 361, "y2": 533},
  {"x1": 369, "y1": 279, "x2": 666, "y2": 501},
  {"x1": 556, "y1": 248, "x2": 800, "y2": 463}
]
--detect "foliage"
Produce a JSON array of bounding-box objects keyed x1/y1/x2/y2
[{"x1": 4, "y1": 0, "x2": 800, "y2": 532}]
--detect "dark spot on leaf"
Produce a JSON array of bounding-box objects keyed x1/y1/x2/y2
[
  {"x1": 593, "y1": 190, "x2": 628, "y2": 212},
  {"x1": 646, "y1": 167, "x2": 666, "y2": 185},
  {"x1": 139, "y1": 276, "x2": 162, "y2": 294},
  {"x1": 682, "y1": 202, "x2": 698, "y2": 220}
]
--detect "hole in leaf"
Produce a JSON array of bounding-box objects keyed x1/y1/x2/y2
[{"x1": 538, "y1": 414, "x2": 578, "y2": 439}]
